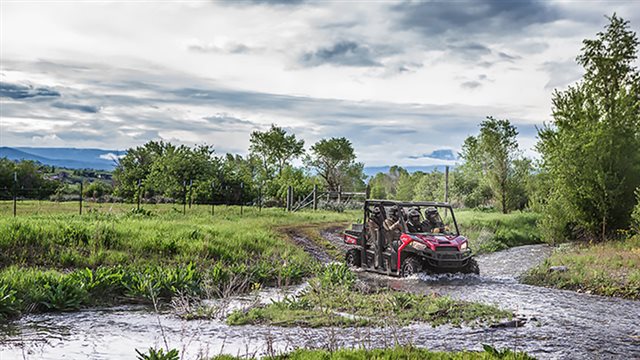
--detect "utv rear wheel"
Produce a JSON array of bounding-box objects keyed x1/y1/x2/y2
[
  {"x1": 401, "y1": 257, "x2": 421, "y2": 277},
  {"x1": 461, "y1": 258, "x2": 480, "y2": 275},
  {"x1": 345, "y1": 249, "x2": 361, "y2": 267}
]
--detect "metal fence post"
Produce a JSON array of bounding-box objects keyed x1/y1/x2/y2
[
  {"x1": 286, "y1": 185, "x2": 292, "y2": 211},
  {"x1": 337, "y1": 185, "x2": 342, "y2": 203},
  {"x1": 258, "y1": 184, "x2": 262, "y2": 212}
]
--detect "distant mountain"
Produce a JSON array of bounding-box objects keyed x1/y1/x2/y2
[
  {"x1": 1, "y1": 146, "x2": 456, "y2": 175},
  {"x1": 363, "y1": 165, "x2": 455, "y2": 177},
  {"x1": 0, "y1": 147, "x2": 125, "y2": 170}
]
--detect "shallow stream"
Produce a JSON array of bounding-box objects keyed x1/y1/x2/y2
[{"x1": 1, "y1": 244, "x2": 639, "y2": 359}]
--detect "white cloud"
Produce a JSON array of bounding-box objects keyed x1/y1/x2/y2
[{"x1": 99, "y1": 152, "x2": 125, "y2": 161}]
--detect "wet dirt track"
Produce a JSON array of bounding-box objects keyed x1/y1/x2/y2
[{"x1": 1, "y1": 235, "x2": 639, "y2": 360}]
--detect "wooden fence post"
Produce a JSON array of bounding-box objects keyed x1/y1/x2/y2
[
  {"x1": 337, "y1": 185, "x2": 342, "y2": 203},
  {"x1": 286, "y1": 186, "x2": 293, "y2": 211},
  {"x1": 13, "y1": 172, "x2": 17, "y2": 217},
  {"x1": 137, "y1": 179, "x2": 142, "y2": 211},
  {"x1": 79, "y1": 181, "x2": 83, "y2": 215},
  {"x1": 313, "y1": 184, "x2": 318, "y2": 210}
]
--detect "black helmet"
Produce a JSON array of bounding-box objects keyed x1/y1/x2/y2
[
  {"x1": 425, "y1": 207, "x2": 438, "y2": 217},
  {"x1": 408, "y1": 208, "x2": 420, "y2": 222}
]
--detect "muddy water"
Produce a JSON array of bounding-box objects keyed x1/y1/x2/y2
[{"x1": 1, "y1": 244, "x2": 639, "y2": 359}]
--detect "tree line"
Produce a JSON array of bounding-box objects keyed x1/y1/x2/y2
[{"x1": 112, "y1": 129, "x2": 366, "y2": 206}]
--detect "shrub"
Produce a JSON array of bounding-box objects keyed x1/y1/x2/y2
[
  {"x1": 631, "y1": 188, "x2": 640, "y2": 234},
  {"x1": 135, "y1": 348, "x2": 179, "y2": 360},
  {"x1": 318, "y1": 263, "x2": 356, "y2": 289}
]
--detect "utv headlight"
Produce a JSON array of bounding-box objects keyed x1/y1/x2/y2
[
  {"x1": 410, "y1": 241, "x2": 427, "y2": 251},
  {"x1": 460, "y1": 241, "x2": 468, "y2": 251}
]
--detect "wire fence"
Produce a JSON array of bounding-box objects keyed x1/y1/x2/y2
[{"x1": 0, "y1": 183, "x2": 368, "y2": 217}]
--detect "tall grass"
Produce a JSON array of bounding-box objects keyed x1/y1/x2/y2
[{"x1": 455, "y1": 211, "x2": 542, "y2": 253}]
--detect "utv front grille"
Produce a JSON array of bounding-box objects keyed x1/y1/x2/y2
[{"x1": 435, "y1": 246, "x2": 457, "y2": 252}]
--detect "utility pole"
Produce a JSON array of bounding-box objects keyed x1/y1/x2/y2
[{"x1": 444, "y1": 166, "x2": 450, "y2": 217}]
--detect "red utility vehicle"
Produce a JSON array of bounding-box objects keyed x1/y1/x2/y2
[{"x1": 343, "y1": 200, "x2": 479, "y2": 277}]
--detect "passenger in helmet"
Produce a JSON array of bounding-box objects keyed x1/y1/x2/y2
[
  {"x1": 383, "y1": 205, "x2": 402, "y2": 245},
  {"x1": 422, "y1": 207, "x2": 445, "y2": 233},
  {"x1": 406, "y1": 208, "x2": 424, "y2": 233},
  {"x1": 367, "y1": 206, "x2": 384, "y2": 268}
]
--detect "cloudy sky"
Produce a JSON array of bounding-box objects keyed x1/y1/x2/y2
[{"x1": 1, "y1": 0, "x2": 639, "y2": 167}]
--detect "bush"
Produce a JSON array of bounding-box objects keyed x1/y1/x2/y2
[{"x1": 0, "y1": 284, "x2": 20, "y2": 320}]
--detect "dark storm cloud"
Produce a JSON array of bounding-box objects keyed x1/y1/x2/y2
[
  {"x1": 392, "y1": 0, "x2": 560, "y2": 37},
  {"x1": 51, "y1": 101, "x2": 100, "y2": 113},
  {"x1": 450, "y1": 43, "x2": 492, "y2": 57},
  {"x1": 0, "y1": 81, "x2": 60, "y2": 99},
  {"x1": 299, "y1": 41, "x2": 383, "y2": 67}
]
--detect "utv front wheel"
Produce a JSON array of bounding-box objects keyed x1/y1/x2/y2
[
  {"x1": 401, "y1": 257, "x2": 421, "y2": 277},
  {"x1": 345, "y1": 249, "x2": 361, "y2": 267},
  {"x1": 461, "y1": 258, "x2": 480, "y2": 275}
]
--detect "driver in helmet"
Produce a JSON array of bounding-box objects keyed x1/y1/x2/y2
[
  {"x1": 406, "y1": 208, "x2": 424, "y2": 233},
  {"x1": 422, "y1": 207, "x2": 445, "y2": 233}
]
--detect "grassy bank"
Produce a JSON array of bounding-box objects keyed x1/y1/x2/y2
[
  {"x1": 207, "y1": 347, "x2": 535, "y2": 360},
  {"x1": 227, "y1": 264, "x2": 511, "y2": 328},
  {"x1": 455, "y1": 211, "x2": 542, "y2": 253},
  {"x1": 522, "y1": 235, "x2": 640, "y2": 299},
  {"x1": 0, "y1": 204, "x2": 354, "y2": 320}
]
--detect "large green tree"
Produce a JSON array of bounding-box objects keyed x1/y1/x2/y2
[
  {"x1": 306, "y1": 137, "x2": 365, "y2": 192},
  {"x1": 249, "y1": 125, "x2": 305, "y2": 180},
  {"x1": 455, "y1": 117, "x2": 522, "y2": 213},
  {"x1": 537, "y1": 15, "x2": 640, "y2": 240}
]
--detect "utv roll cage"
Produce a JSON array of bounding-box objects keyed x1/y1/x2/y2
[{"x1": 362, "y1": 199, "x2": 460, "y2": 236}]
